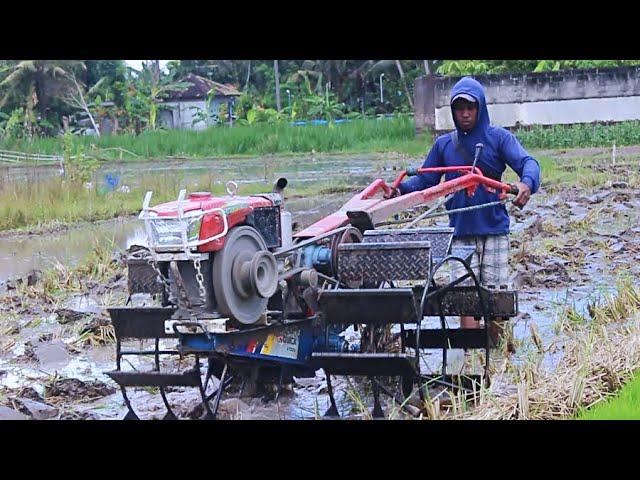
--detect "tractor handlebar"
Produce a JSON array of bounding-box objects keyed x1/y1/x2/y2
[{"x1": 391, "y1": 167, "x2": 519, "y2": 198}]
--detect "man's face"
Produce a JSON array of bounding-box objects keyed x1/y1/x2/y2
[{"x1": 452, "y1": 99, "x2": 478, "y2": 132}]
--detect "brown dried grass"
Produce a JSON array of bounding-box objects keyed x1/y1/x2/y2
[{"x1": 446, "y1": 279, "x2": 640, "y2": 420}]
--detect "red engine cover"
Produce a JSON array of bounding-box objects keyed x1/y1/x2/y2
[{"x1": 152, "y1": 192, "x2": 275, "y2": 252}]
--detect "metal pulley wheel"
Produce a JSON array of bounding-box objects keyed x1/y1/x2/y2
[
  {"x1": 212, "y1": 226, "x2": 278, "y2": 325},
  {"x1": 328, "y1": 226, "x2": 363, "y2": 277}
]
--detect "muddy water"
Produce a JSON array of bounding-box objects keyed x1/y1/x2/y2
[{"x1": 0, "y1": 219, "x2": 146, "y2": 286}]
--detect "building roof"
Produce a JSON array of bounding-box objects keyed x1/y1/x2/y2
[{"x1": 163, "y1": 74, "x2": 241, "y2": 101}]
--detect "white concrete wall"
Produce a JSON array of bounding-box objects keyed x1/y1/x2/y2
[
  {"x1": 162, "y1": 100, "x2": 209, "y2": 130},
  {"x1": 435, "y1": 95, "x2": 640, "y2": 130}
]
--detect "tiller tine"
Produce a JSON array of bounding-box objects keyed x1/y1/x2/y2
[
  {"x1": 323, "y1": 404, "x2": 340, "y2": 418},
  {"x1": 162, "y1": 410, "x2": 178, "y2": 421},
  {"x1": 123, "y1": 409, "x2": 140, "y2": 421}
]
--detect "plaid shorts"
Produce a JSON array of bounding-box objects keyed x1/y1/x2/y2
[{"x1": 449, "y1": 235, "x2": 510, "y2": 288}]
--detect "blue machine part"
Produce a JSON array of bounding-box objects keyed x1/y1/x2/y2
[
  {"x1": 179, "y1": 323, "x2": 317, "y2": 367},
  {"x1": 301, "y1": 244, "x2": 332, "y2": 270},
  {"x1": 313, "y1": 325, "x2": 353, "y2": 353},
  {"x1": 178, "y1": 320, "x2": 354, "y2": 373}
]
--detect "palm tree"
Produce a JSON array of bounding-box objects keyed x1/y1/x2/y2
[{"x1": 0, "y1": 60, "x2": 85, "y2": 135}]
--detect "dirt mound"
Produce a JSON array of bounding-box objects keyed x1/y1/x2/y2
[
  {"x1": 55, "y1": 308, "x2": 92, "y2": 324},
  {"x1": 45, "y1": 377, "x2": 116, "y2": 402}
]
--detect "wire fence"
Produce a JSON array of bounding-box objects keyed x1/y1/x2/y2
[{"x1": 0, "y1": 149, "x2": 64, "y2": 166}]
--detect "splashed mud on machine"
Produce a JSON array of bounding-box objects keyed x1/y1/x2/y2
[{"x1": 106, "y1": 158, "x2": 521, "y2": 419}]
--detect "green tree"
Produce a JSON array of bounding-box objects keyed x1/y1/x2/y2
[
  {"x1": 166, "y1": 60, "x2": 251, "y2": 86},
  {"x1": 436, "y1": 59, "x2": 640, "y2": 76},
  {"x1": 85, "y1": 60, "x2": 128, "y2": 106},
  {"x1": 0, "y1": 60, "x2": 85, "y2": 136}
]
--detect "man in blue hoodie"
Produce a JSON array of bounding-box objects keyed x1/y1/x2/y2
[{"x1": 391, "y1": 76, "x2": 541, "y2": 333}]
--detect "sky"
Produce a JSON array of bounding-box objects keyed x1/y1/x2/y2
[{"x1": 125, "y1": 60, "x2": 171, "y2": 72}]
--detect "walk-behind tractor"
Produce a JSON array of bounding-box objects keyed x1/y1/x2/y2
[{"x1": 106, "y1": 150, "x2": 520, "y2": 419}]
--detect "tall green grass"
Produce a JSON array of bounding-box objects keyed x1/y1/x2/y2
[
  {"x1": 515, "y1": 121, "x2": 640, "y2": 149},
  {"x1": 0, "y1": 117, "x2": 427, "y2": 160},
  {"x1": 4, "y1": 117, "x2": 640, "y2": 162},
  {"x1": 4, "y1": 118, "x2": 640, "y2": 161},
  {"x1": 579, "y1": 372, "x2": 640, "y2": 420}
]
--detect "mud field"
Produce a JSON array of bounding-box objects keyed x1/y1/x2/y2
[{"x1": 1, "y1": 152, "x2": 639, "y2": 420}]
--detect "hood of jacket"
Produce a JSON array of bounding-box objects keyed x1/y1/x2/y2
[{"x1": 450, "y1": 76, "x2": 490, "y2": 142}]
